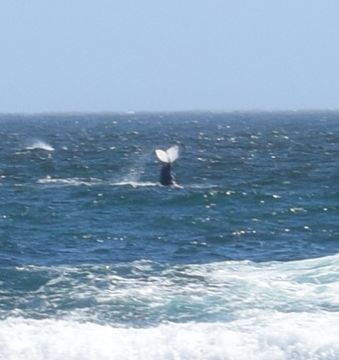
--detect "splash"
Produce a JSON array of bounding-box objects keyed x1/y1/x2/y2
[
  {"x1": 25, "y1": 140, "x2": 55, "y2": 152},
  {"x1": 113, "y1": 152, "x2": 153, "y2": 186}
]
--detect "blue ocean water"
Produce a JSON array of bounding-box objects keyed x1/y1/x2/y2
[{"x1": 0, "y1": 112, "x2": 339, "y2": 359}]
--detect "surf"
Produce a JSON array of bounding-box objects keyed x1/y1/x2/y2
[{"x1": 1, "y1": 314, "x2": 339, "y2": 360}]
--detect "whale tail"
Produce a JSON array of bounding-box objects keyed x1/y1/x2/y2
[
  {"x1": 155, "y1": 145, "x2": 180, "y2": 186},
  {"x1": 155, "y1": 145, "x2": 179, "y2": 164}
]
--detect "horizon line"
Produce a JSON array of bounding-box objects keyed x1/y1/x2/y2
[{"x1": 1, "y1": 108, "x2": 339, "y2": 116}]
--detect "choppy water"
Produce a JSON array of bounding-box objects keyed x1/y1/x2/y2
[{"x1": 0, "y1": 112, "x2": 339, "y2": 359}]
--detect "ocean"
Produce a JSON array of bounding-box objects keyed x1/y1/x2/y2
[{"x1": 0, "y1": 111, "x2": 338, "y2": 359}]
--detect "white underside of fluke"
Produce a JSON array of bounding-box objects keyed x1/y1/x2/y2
[{"x1": 155, "y1": 145, "x2": 179, "y2": 163}]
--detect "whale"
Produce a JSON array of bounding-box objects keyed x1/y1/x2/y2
[{"x1": 155, "y1": 145, "x2": 179, "y2": 186}]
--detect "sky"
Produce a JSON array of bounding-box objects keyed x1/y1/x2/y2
[{"x1": 0, "y1": 0, "x2": 339, "y2": 113}]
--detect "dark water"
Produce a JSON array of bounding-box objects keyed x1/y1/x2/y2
[{"x1": 0, "y1": 112, "x2": 339, "y2": 359}]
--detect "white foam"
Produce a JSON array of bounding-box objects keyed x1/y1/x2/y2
[
  {"x1": 25, "y1": 140, "x2": 55, "y2": 152},
  {"x1": 37, "y1": 176, "x2": 101, "y2": 186},
  {"x1": 187, "y1": 183, "x2": 219, "y2": 189},
  {"x1": 0, "y1": 314, "x2": 339, "y2": 360},
  {"x1": 13, "y1": 255, "x2": 339, "y2": 326},
  {"x1": 111, "y1": 181, "x2": 158, "y2": 188},
  {"x1": 36, "y1": 176, "x2": 154, "y2": 187}
]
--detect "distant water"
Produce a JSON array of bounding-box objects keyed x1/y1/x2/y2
[{"x1": 0, "y1": 112, "x2": 339, "y2": 359}]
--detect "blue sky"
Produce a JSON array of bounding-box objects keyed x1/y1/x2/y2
[{"x1": 0, "y1": 0, "x2": 338, "y2": 112}]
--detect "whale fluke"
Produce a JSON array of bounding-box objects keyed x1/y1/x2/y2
[
  {"x1": 155, "y1": 145, "x2": 179, "y2": 164},
  {"x1": 155, "y1": 145, "x2": 180, "y2": 186}
]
